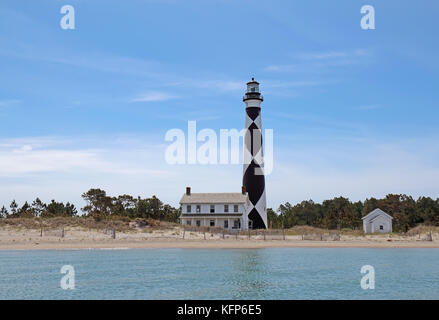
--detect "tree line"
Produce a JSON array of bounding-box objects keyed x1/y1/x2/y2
[
  {"x1": 0, "y1": 188, "x2": 180, "y2": 222},
  {"x1": 267, "y1": 194, "x2": 439, "y2": 232},
  {"x1": 2, "y1": 191, "x2": 439, "y2": 232}
]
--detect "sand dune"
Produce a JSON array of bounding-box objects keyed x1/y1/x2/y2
[{"x1": 0, "y1": 225, "x2": 438, "y2": 250}]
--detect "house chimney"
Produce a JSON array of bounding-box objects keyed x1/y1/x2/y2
[
  {"x1": 186, "y1": 187, "x2": 191, "y2": 196},
  {"x1": 241, "y1": 186, "x2": 246, "y2": 194}
]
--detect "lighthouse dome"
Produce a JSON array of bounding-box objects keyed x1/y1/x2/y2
[
  {"x1": 243, "y1": 77, "x2": 263, "y2": 102},
  {"x1": 247, "y1": 77, "x2": 260, "y2": 93}
]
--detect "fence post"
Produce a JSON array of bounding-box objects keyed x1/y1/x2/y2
[
  {"x1": 282, "y1": 228, "x2": 285, "y2": 240},
  {"x1": 204, "y1": 231, "x2": 206, "y2": 240},
  {"x1": 264, "y1": 230, "x2": 266, "y2": 241},
  {"x1": 248, "y1": 230, "x2": 251, "y2": 240},
  {"x1": 183, "y1": 229, "x2": 185, "y2": 239},
  {"x1": 112, "y1": 229, "x2": 116, "y2": 239},
  {"x1": 222, "y1": 230, "x2": 225, "y2": 239},
  {"x1": 61, "y1": 228, "x2": 65, "y2": 238}
]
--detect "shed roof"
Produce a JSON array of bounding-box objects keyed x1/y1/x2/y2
[
  {"x1": 361, "y1": 208, "x2": 393, "y2": 221},
  {"x1": 180, "y1": 193, "x2": 247, "y2": 204}
]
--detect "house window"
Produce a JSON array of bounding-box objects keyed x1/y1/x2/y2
[
  {"x1": 224, "y1": 205, "x2": 229, "y2": 213},
  {"x1": 233, "y1": 219, "x2": 240, "y2": 229},
  {"x1": 196, "y1": 205, "x2": 201, "y2": 213},
  {"x1": 186, "y1": 205, "x2": 191, "y2": 213},
  {"x1": 380, "y1": 225, "x2": 384, "y2": 230},
  {"x1": 224, "y1": 220, "x2": 228, "y2": 228},
  {"x1": 186, "y1": 220, "x2": 191, "y2": 226},
  {"x1": 196, "y1": 220, "x2": 201, "y2": 227},
  {"x1": 210, "y1": 205, "x2": 215, "y2": 213},
  {"x1": 234, "y1": 205, "x2": 239, "y2": 213},
  {"x1": 210, "y1": 220, "x2": 215, "y2": 227}
]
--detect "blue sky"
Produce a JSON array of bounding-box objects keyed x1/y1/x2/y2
[{"x1": 0, "y1": 0, "x2": 438, "y2": 210}]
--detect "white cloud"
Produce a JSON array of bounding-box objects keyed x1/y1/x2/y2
[
  {"x1": 0, "y1": 39, "x2": 244, "y2": 96},
  {"x1": 264, "y1": 64, "x2": 297, "y2": 73},
  {"x1": 165, "y1": 79, "x2": 243, "y2": 92},
  {"x1": 264, "y1": 49, "x2": 372, "y2": 73},
  {"x1": 0, "y1": 136, "x2": 171, "y2": 177},
  {"x1": 268, "y1": 161, "x2": 439, "y2": 208},
  {"x1": 267, "y1": 139, "x2": 439, "y2": 207},
  {"x1": 0, "y1": 99, "x2": 21, "y2": 108},
  {"x1": 131, "y1": 91, "x2": 177, "y2": 102},
  {"x1": 0, "y1": 149, "x2": 103, "y2": 175},
  {"x1": 15, "y1": 145, "x2": 33, "y2": 152},
  {"x1": 193, "y1": 80, "x2": 243, "y2": 91},
  {"x1": 264, "y1": 80, "x2": 329, "y2": 88},
  {"x1": 353, "y1": 104, "x2": 382, "y2": 111},
  {"x1": 296, "y1": 49, "x2": 370, "y2": 61},
  {"x1": 1, "y1": 134, "x2": 439, "y2": 211},
  {"x1": 299, "y1": 51, "x2": 348, "y2": 60}
]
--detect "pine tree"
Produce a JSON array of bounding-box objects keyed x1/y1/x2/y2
[
  {"x1": 10, "y1": 200, "x2": 18, "y2": 217},
  {"x1": 0, "y1": 206, "x2": 9, "y2": 218},
  {"x1": 31, "y1": 198, "x2": 46, "y2": 217}
]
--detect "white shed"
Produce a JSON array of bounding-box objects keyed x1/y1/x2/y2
[{"x1": 362, "y1": 208, "x2": 393, "y2": 233}]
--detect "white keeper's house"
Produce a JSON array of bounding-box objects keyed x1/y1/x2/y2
[
  {"x1": 180, "y1": 187, "x2": 250, "y2": 230},
  {"x1": 362, "y1": 208, "x2": 393, "y2": 233}
]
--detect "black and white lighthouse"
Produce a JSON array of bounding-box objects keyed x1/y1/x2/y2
[{"x1": 242, "y1": 78, "x2": 267, "y2": 229}]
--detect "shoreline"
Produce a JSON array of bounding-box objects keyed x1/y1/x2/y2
[
  {"x1": 1, "y1": 239, "x2": 439, "y2": 250},
  {"x1": 2, "y1": 223, "x2": 438, "y2": 251}
]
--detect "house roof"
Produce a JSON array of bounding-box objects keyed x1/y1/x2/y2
[
  {"x1": 180, "y1": 193, "x2": 248, "y2": 204},
  {"x1": 361, "y1": 208, "x2": 393, "y2": 221},
  {"x1": 370, "y1": 215, "x2": 390, "y2": 223}
]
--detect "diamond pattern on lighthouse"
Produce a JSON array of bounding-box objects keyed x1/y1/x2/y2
[{"x1": 242, "y1": 78, "x2": 267, "y2": 229}]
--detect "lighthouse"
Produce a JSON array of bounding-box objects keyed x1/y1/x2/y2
[{"x1": 242, "y1": 78, "x2": 267, "y2": 229}]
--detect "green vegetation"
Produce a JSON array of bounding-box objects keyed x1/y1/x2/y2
[
  {"x1": 268, "y1": 194, "x2": 439, "y2": 232},
  {"x1": 2, "y1": 191, "x2": 438, "y2": 233},
  {"x1": 1, "y1": 198, "x2": 77, "y2": 218},
  {"x1": 0, "y1": 188, "x2": 180, "y2": 222}
]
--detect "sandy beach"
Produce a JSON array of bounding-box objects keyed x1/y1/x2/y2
[
  {"x1": 1, "y1": 224, "x2": 438, "y2": 250},
  {"x1": 2, "y1": 239, "x2": 439, "y2": 250}
]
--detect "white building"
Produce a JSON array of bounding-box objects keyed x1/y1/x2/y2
[
  {"x1": 362, "y1": 208, "x2": 393, "y2": 233},
  {"x1": 180, "y1": 187, "x2": 250, "y2": 230}
]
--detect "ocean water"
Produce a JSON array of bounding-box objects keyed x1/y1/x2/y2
[{"x1": 0, "y1": 248, "x2": 438, "y2": 299}]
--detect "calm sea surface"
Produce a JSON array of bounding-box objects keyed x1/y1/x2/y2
[{"x1": 0, "y1": 248, "x2": 438, "y2": 299}]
